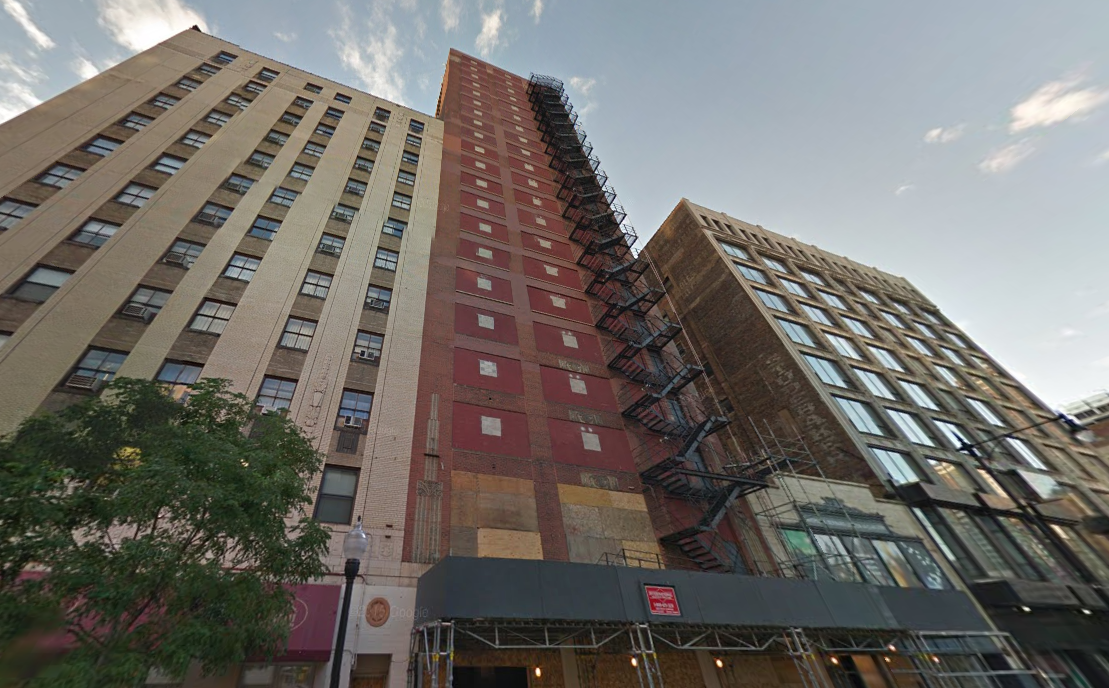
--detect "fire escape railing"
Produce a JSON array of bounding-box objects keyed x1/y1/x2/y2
[{"x1": 528, "y1": 74, "x2": 778, "y2": 574}]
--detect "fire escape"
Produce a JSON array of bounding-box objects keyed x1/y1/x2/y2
[{"x1": 528, "y1": 75, "x2": 786, "y2": 574}]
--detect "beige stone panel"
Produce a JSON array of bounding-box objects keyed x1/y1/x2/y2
[
  {"x1": 476, "y1": 491, "x2": 539, "y2": 532},
  {"x1": 477, "y1": 472, "x2": 535, "y2": 496},
  {"x1": 476, "y1": 528, "x2": 543, "y2": 559},
  {"x1": 620, "y1": 540, "x2": 661, "y2": 555},
  {"x1": 558, "y1": 482, "x2": 649, "y2": 511},
  {"x1": 565, "y1": 534, "x2": 619, "y2": 564},
  {"x1": 451, "y1": 470, "x2": 479, "y2": 492},
  {"x1": 561, "y1": 503, "x2": 604, "y2": 538},
  {"x1": 598, "y1": 507, "x2": 655, "y2": 541},
  {"x1": 450, "y1": 490, "x2": 478, "y2": 528},
  {"x1": 449, "y1": 526, "x2": 478, "y2": 557}
]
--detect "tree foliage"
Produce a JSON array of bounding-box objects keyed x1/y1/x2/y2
[{"x1": 0, "y1": 378, "x2": 330, "y2": 687}]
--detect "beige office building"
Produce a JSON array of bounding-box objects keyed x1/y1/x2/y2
[{"x1": 0, "y1": 28, "x2": 440, "y2": 688}]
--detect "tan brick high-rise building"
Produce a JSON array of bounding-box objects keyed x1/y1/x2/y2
[{"x1": 0, "y1": 28, "x2": 441, "y2": 688}]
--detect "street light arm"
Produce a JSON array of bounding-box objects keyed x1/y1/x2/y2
[{"x1": 956, "y1": 413, "x2": 1094, "y2": 451}]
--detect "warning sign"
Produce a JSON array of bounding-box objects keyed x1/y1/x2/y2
[{"x1": 643, "y1": 585, "x2": 681, "y2": 616}]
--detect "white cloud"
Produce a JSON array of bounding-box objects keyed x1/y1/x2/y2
[
  {"x1": 1010, "y1": 73, "x2": 1109, "y2": 133},
  {"x1": 923, "y1": 124, "x2": 965, "y2": 144},
  {"x1": 568, "y1": 76, "x2": 597, "y2": 115},
  {"x1": 95, "y1": 0, "x2": 207, "y2": 52},
  {"x1": 1095, "y1": 148, "x2": 1109, "y2": 164},
  {"x1": 475, "y1": 9, "x2": 504, "y2": 57},
  {"x1": 3, "y1": 0, "x2": 54, "y2": 50},
  {"x1": 72, "y1": 55, "x2": 100, "y2": 80},
  {"x1": 531, "y1": 0, "x2": 543, "y2": 23},
  {"x1": 894, "y1": 183, "x2": 915, "y2": 196},
  {"x1": 441, "y1": 0, "x2": 460, "y2": 31},
  {"x1": 332, "y1": 2, "x2": 405, "y2": 104},
  {"x1": 0, "y1": 52, "x2": 43, "y2": 123},
  {"x1": 1060, "y1": 327, "x2": 1082, "y2": 339},
  {"x1": 1094, "y1": 356, "x2": 1109, "y2": 369},
  {"x1": 979, "y1": 139, "x2": 1035, "y2": 174},
  {"x1": 274, "y1": 31, "x2": 297, "y2": 43}
]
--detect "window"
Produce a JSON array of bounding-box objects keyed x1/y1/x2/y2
[
  {"x1": 409, "y1": 120, "x2": 425, "y2": 134},
  {"x1": 205, "y1": 110, "x2": 231, "y2": 127},
  {"x1": 300, "y1": 271, "x2": 332, "y2": 298},
  {"x1": 11, "y1": 266, "x2": 71, "y2": 302},
  {"x1": 289, "y1": 163, "x2": 314, "y2": 181},
  {"x1": 71, "y1": 219, "x2": 120, "y2": 247},
  {"x1": 353, "y1": 156, "x2": 374, "y2": 172},
  {"x1": 892, "y1": 301, "x2": 912, "y2": 315},
  {"x1": 406, "y1": 134, "x2": 423, "y2": 148},
  {"x1": 83, "y1": 136, "x2": 122, "y2": 156},
  {"x1": 365, "y1": 285, "x2": 392, "y2": 310},
  {"x1": 402, "y1": 151, "x2": 420, "y2": 165},
  {"x1": 383, "y1": 218, "x2": 406, "y2": 237},
  {"x1": 317, "y1": 234, "x2": 345, "y2": 256},
  {"x1": 226, "y1": 94, "x2": 251, "y2": 111},
  {"x1": 374, "y1": 248, "x2": 399, "y2": 271},
  {"x1": 304, "y1": 83, "x2": 323, "y2": 94},
  {"x1": 801, "y1": 270, "x2": 826, "y2": 285},
  {"x1": 165, "y1": 239, "x2": 204, "y2": 267},
  {"x1": 1006, "y1": 438, "x2": 1048, "y2": 470},
  {"x1": 249, "y1": 216, "x2": 281, "y2": 240},
  {"x1": 269, "y1": 187, "x2": 299, "y2": 207},
  {"x1": 256, "y1": 376, "x2": 296, "y2": 410},
  {"x1": 898, "y1": 380, "x2": 940, "y2": 410},
  {"x1": 280, "y1": 317, "x2": 316, "y2": 350},
  {"x1": 397, "y1": 170, "x2": 416, "y2": 186},
  {"x1": 151, "y1": 155, "x2": 186, "y2": 175},
  {"x1": 176, "y1": 77, "x2": 201, "y2": 91},
  {"x1": 762, "y1": 256, "x2": 788, "y2": 273},
  {"x1": 887, "y1": 409, "x2": 936, "y2": 446},
  {"x1": 780, "y1": 280, "x2": 808, "y2": 297},
  {"x1": 720, "y1": 242, "x2": 750, "y2": 260},
  {"x1": 842, "y1": 317, "x2": 874, "y2": 338},
  {"x1": 369, "y1": 121, "x2": 386, "y2": 135},
  {"x1": 335, "y1": 93, "x2": 352, "y2": 104},
  {"x1": 800, "y1": 304, "x2": 833, "y2": 326},
  {"x1": 805, "y1": 355, "x2": 851, "y2": 388},
  {"x1": 121, "y1": 112, "x2": 153, "y2": 130},
  {"x1": 386, "y1": 193, "x2": 411, "y2": 212},
  {"x1": 194, "y1": 202, "x2": 233, "y2": 227},
  {"x1": 927, "y1": 458, "x2": 977, "y2": 492},
  {"x1": 932, "y1": 419, "x2": 972, "y2": 451},
  {"x1": 855, "y1": 369, "x2": 897, "y2": 399},
  {"x1": 868, "y1": 346, "x2": 905, "y2": 371},
  {"x1": 223, "y1": 253, "x2": 260, "y2": 281},
  {"x1": 967, "y1": 398, "x2": 1006, "y2": 427},
  {"x1": 124, "y1": 286, "x2": 170, "y2": 317},
  {"x1": 373, "y1": 107, "x2": 390, "y2": 122},
  {"x1": 777, "y1": 318, "x2": 817, "y2": 346},
  {"x1": 826, "y1": 334, "x2": 862, "y2": 359},
  {"x1": 339, "y1": 389, "x2": 374, "y2": 424},
  {"x1": 353, "y1": 331, "x2": 383, "y2": 361},
  {"x1": 281, "y1": 112, "x2": 303, "y2": 126},
  {"x1": 190, "y1": 300, "x2": 235, "y2": 334},
  {"x1": 315, "y1": 466, "x2": 358, "y2": 524},
  {"x1": 834, "y1": 397, "x2": 887, "y2": 435},
  {"x1": 115, "y1": 183, "x2": 156, "y2": 207},
  {"x1": 266, "y1": 130, "x2": 289, "y2": 145},
  {"x1": 344, "y1": 179, "x2": 367, "y2": 196},
  {"x1": 243, "y1": 81, "x2": 265, "y2": 94},
  {"x1": 915, "y1": 322, "x2": 938, "y2": 339},
  {"x1": 940, "y1": 347, "x2": 966, "y2": 366},
  {"x1": 818, "y1": 291, "x2": 848, "y2": 310},
  {"x1": 257, "y1": 67, "x2": 279, "y2": 82},
  {"x1": 881, "y1": 311, "x2": 907, "y2": 329},
  {"x1": 149, "y1": 93, "x2": 179, "y2": 109},
  {"x1": 180, "y1": 130, "x2": 210, "y2": 148},
  {"x1": 934, "y1": 365, "x2": 962, "y2": 387},
  {"x1": 735, "y1": 263, "x2": 767, "y2": 284},
  {"x1": 197, "y1": 63, "x2": 219, "y2": 76},
  {"x1": 948, "y1": 332, "x2": 970, "y2": 348},
  {"x1": 70, "y1": 348, "x2": 127, "y2": 385},
  {"x1": 37, "y1": 164, "x2": 84, "y2": 188},
  {"x1": 906, "y1": 337, "x2": 933, "y2": 356},
  {"x1": 859, "y1": 290, "x2": 880, "y2": 304},
  {"x1": 156, "y1": 361, "x2": 201, "y2": 400},
  {"x1": 302, "y1": 142, "x2": 326, "y2": 157},
  {"x1": 293, "y1": 97, "x2": 313, "y2": 109},
  {"x1": 754, "y1": 289, "x2": 790, "y2": 312},
  {"x1": 1, "y1": 198, "x2": 37, "y2": 229},
  {"x1": 248, "y1": 151, "x2": 274, "y2": 168},
  {"x1": 213, "y1": 51, "x2": 237, "y2": 64},
  {"x1": 869, "y1": 447, "x2": 920, "y2": 485},
  {"x1": 331, "y1": 203, "x2": 357, "y2": 223},
  {"x1": 362, "y1": 138, "x2": 380, "y2": 152},
  {"x1": 314, "y1": 123, "x2": 335, "y2": 138},
  {"x1": 324, "y1": 107, "x2": 344, "y2": 120}
]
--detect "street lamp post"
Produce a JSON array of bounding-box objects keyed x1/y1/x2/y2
[
  {"x1": 330, "y1": 518, "x2": 369, "y2": 688},
  {"x1": 955, "y1": 413, "x2": 1098, "y2": 584}
]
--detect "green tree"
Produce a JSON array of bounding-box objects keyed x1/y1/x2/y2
[{"x1": 0, "y1": 378, "x2": 330, "y2": 688}]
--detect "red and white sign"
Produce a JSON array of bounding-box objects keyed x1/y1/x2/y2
[{"x1": 644, "y1": 585, "x2": 681, "y2": 616}]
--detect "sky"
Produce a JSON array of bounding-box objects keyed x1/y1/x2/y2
[{"x1": 2, "y1": 1, "x2": 1108, "y2": 409}]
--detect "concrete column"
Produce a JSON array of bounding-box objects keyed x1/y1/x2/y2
[
  {"x1": 696, "y1": 651, "x2": 724, "y2": 688},
  {"x1": 560, "y1": 648, "x2": 581, "y2": 688}
]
